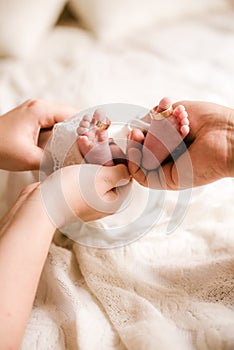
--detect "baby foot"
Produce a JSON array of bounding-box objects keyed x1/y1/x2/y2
[
  {"x1": 77, "y1": 109, "x2": 114, "y2": 166},
  {"x1": 141, "y1": 97, "x2": 190, "y2": 170}
]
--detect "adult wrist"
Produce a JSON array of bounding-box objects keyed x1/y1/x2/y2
[
  {"x1": 10, "y1": 184, "x2": 56, "y2": 239},
  {"x1": 39, "y1": 169, "x2": 78, "y2": 229}
]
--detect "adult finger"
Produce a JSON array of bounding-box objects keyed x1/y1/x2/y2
[
  {"x1": 109, "y1": 139, "x2": 127, "y2": 165},
  {"x1": 126, "y1": 128, "x2": 147, "y2": 182},
  {"x1": 22, "y1": 99, "x2": 78, "y2": 128},
  {"x1": 99, "y1": 164, "x2": 130, "y2": 191},
  {"x1": 140, "y1": 144, "x2": 194, "y2": 190},
  {"x1": 71, "y1": 164, "x2": 130, "y2": 216},
  {"x1": 101, "y1": 164, "x2": 132, "y2": 214}
]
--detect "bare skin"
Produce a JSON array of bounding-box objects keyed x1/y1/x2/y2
[
  {"x1": 77, "y1": 109, "x2": 126, "y2": 166},
  {"x1": 127, "y1": 100, "x2": 234, "y2": 189},
  {"x1": 77, "y1": 109, "x2": 114, "y2": 166},
  {"x1": 0, "y1": 98, "x2": 233, "y2": 348},
  {"x1": 0, "y1": 164, "x2": 130, "y2": 349},
  {"x1": 0, "y1": 99, "x2": 77, "y2": 171},
  {"x1": 139, "y1": 97, "x2": 189, "y2": 170},
  {"x1": 77, "y1": 98, "x2": 189, "y2": 169},
  {"x1": 0, "y1": 100, "x2": 130, "y2": 349}
]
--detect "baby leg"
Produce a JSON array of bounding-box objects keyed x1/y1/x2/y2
[
  {"x1": 77, "y1": 109, "x2": 114, "y2": 166},
  {"x1": 141, "y1": 97, "x2": 189, "y2": 170}
]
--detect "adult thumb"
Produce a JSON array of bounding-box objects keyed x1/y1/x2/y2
[{"x1": 100, "y1": 164, "x2": 130, "y2": 190}]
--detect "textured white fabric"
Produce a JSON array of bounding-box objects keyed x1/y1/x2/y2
[
  {"x1": 69, "y1": 0, "x2": 229, "y2": 40},
  {"x1": 51, "y1": 116, "x2": 83, "y2": 171},
  {"x1": 0, "y1": 0, "x2": 66, "y2": 58},
  {"x1": 0, "y1": 9, "x2": 234, "y2": 350}
]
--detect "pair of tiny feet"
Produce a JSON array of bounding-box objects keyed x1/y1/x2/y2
[{"x1": 76, "y1": 97, "x2": 190, "y2": 171}]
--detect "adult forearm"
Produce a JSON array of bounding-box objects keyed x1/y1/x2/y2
[
  {"x1": 0, "y1": 186, "x2": 56, "y2": 349},
  {"x1": 0, "y1": 115, "x2": 6, "y2": 170},
  {"x1": 227, "y1": 108, "x2": 234, "y2": 178},
  {"x1": 230, "y1": 135, "x2": 234, "y2": 177}
]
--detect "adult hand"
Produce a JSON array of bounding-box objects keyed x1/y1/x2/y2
[
  {"x1": 127, "y1": 101, "x2": 234, "y2": 189},
  {"x1": 0, "y1": 99, "x2": 77, "y2": 171},
  {"x1": 40, "y1": 163, "x2": 131, "y2": 226},
  {"x1": 0, "y1": 161, "x2": 130, "y2": 350}
]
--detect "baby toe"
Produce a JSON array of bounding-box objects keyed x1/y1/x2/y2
[
  {"x1": 181, "y1": 117, "x2": 189, "y2": 126},
  {"x1": 93, "y1": 109, "x2": 107, "y2": 122},
  {"x1": 77, "y1": 126, "x2": 89, "y2": 136},
  {"x1": 83, "y1": 115, "x2": 91, "y2": 122},
  {"x1": 157, "y1": 96, "x2": 172, "y2": 113},
  {"x1": 79, "y1": 120, "x2": 90, "y2": 129},
  {"x1": 173, "y1": 105, "x2": 185, "y2": 117},
  {"x1": 78, "y1": 114, "x2": 91, "y2": 132},
  {"x1": 180, "y1": 124, "x2": 190, "y2": 137}
]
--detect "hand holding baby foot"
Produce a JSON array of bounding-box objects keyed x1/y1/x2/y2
[
  {"x1": 41, "y1": 163, "x2": 131, "y2": 224},
  {"x1": 127, "y1": 97, "x2": 190, "y2": 188},
  {"x1": 128, "y1": 99, "x2": 234, "y2": 189}
]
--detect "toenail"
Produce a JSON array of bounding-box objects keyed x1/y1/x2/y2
[{"x1": 178, "y1": 105, "x2": 185, "y2": 111}]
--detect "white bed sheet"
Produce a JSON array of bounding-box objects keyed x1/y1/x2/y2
[{"x1": 0, "y1": 10, "x2": 234, "y2": 350}]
